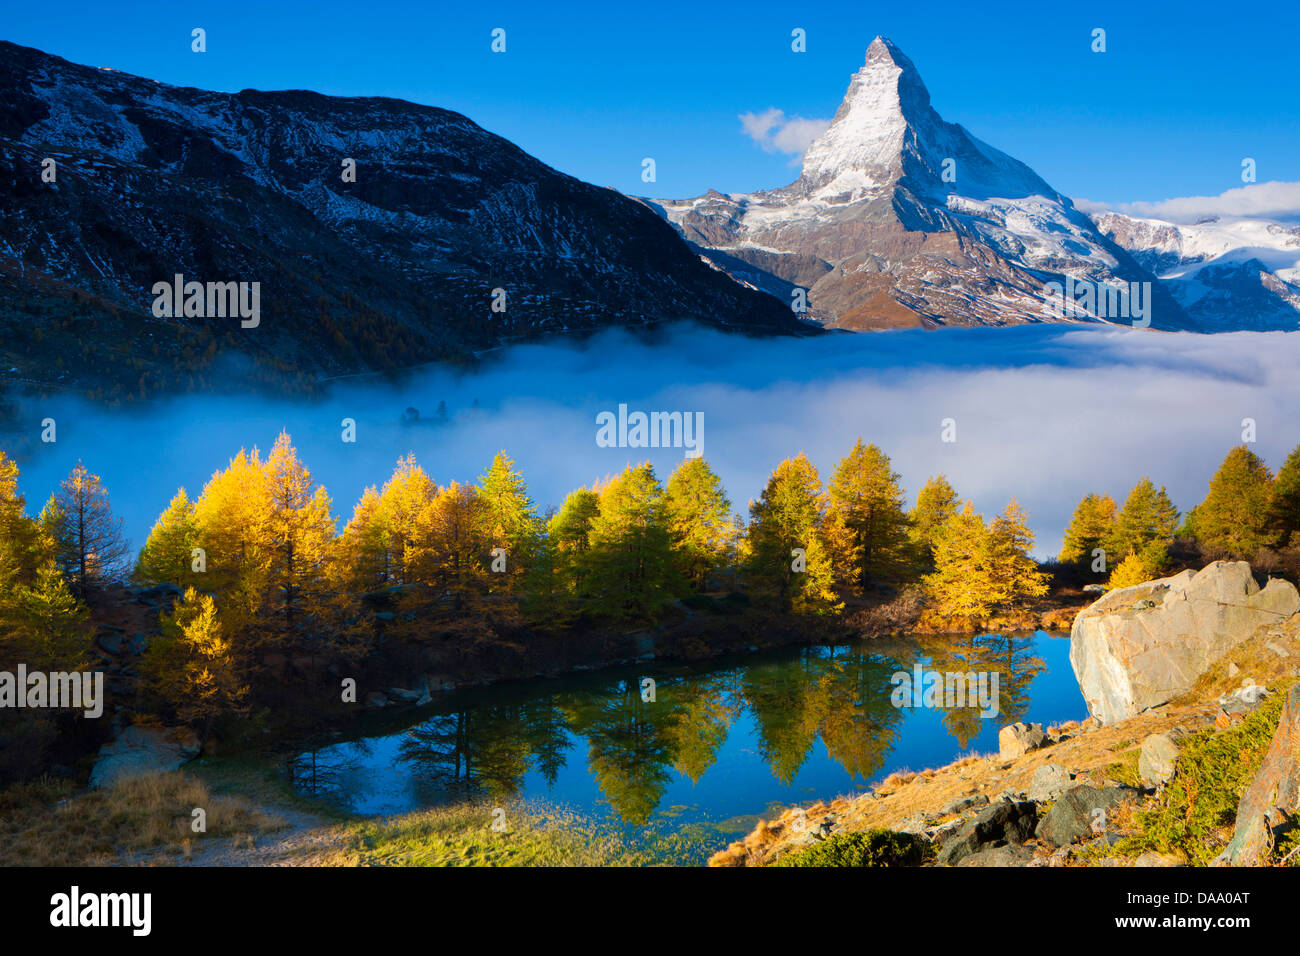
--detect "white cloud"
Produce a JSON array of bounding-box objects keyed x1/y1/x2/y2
[
  {"x1": 739, "y1": 108, "x2": 829, "y2": 159},
  {"x1": 11, "y1": 324, "x2": 1299, "y2": 564},
  {"x1": 1078, "y1": 181, "x2": 1300, "y2": 224}
]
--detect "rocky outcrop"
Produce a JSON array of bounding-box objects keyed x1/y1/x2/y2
[
  {"x1": 89, "y1": 726, "x2": 201, "y2": 789},
  {"x1": 941, "y1": 793, "x2": 989, "y2": 815},
  {"x1": 1220, "y1": 684, "x2": 1300, "y2": 865},
  {"x1": 955, "y1": 843, "x2": 1035, "y2": 867},
  {"x1": 1070, "y1": 562, "x2": 1299, "y2": 723}
]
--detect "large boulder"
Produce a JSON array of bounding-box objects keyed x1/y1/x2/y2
[
  {"x1": 95, "y1": 631, "x2": 125, "y2": 655},
  {"x1": 998, "y1": 722, "x2": 1048, "y2": 760},
  {"x1": 1035, "y1": 785, "x2": 1139, "y2": 847},
  {"x1": 88, "y1": 726, "x2": 199, "y2": 789},
  {"x1": 1070, "y1": 562, "x2": 1299, "y2": 723},
  {"x1": 1220, "y1": 684, "x2": 1300, "y2": 865},
  {"x1": 936, "y1": 799, "x2": 1038, "y2": 866}
]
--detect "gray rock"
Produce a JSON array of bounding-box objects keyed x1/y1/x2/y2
[
  {"x1": 126, "y1": 632, "x2": 149, "y2": 655},
  {"x1": 1026, "y1": 764, "x2": 1074, "y2": 802},
  {"x1": 1070, "y1": 562, "x2": 1300, "y2": 723},
  {"x1": 95, "y1": 632, "x2": 125, "y2": 655},
  {"x1": 896, "y1": 813, "x2": 929, "y2": 836},
  {"x1": 1045, "y1": 845, "x2": 1075, "y2": 867},
  {"x1": 387, "y1": 687, "x2": 424, "y2": 703},
  {"x1": 998, "y1": 722, "x2": 1048, "y2": 760},
  {"x1": 1134, "y1": 851, "x2": 1181, "y2": 867},
  {"x1": 942, "y1": 793, "x2": 989, "y2": 815},
  {"x1": 955, "y1": 843, "x2": 1035, "y2": 867},
  {"x1": 1219, "y1": 683, "x2": 1270, "y2": 715},
  {"x1": 936, "y1": 799, "x2": 1038, "y2": 866},
  {"x1": 364, "y1": 692, "x2": 389, "y2": 708},
  {"x1": 89, "y1": 726, "x2": 195, "y2": 789},
  {"x1": 1035, "y1": 785, "x2": 1139, "y2": 847},
  {"x1": 1138, "y1": 730, "x2": 1189, "y2": 787},
  {"x1": 132, "y1": 582, "x2": 183, "y2": 604},
  {"x1": 925, "y1": 819, "x2": 962, "y2": 844}
]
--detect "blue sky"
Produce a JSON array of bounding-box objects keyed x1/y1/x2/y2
[{"x1": 6, "y1": 0, "x2": 1298, "y2": 205}]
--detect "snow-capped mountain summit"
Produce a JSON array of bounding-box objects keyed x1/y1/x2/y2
[
  {"x1": 800, "y1": 37, "x2": 1053, "y2": 205},
  {"x1": 648, "y1": 37, "x2": 1189, "y2": 330},
  {"x1": 1094, "y1": 211, "x2": 1300, "y2": 330}
]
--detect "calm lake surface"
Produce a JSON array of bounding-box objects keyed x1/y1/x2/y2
[{"x1": 289, "y1": 631, "x2": 1085, "y2": 848}]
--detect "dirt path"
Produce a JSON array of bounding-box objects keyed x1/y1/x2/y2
[
  {"x1": 112, "y1": 800, "x2": 345, "y2": 867},
  {"x1": 178, "y1": 807, "x2": 342, "y2": 866}
]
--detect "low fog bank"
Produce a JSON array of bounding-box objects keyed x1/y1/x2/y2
[{"x1": 5, "y1": 323, "x2": 1298, "y2": 560}]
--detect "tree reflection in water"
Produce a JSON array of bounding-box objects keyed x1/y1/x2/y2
[{"x1": 290, "y1": 633, "x2": 1054, "y2": 824}]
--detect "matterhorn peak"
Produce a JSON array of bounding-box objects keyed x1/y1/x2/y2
[
  {"x1": 649, "y1": 38, "x2": 1201, "y2": 334},
  {"x1": 798, "y1": 37, "x2": 936, "y2": 194},
  {"x1": 797, "y1": 37, "x2": 1057, "y2": 206},
  {"x1": 863, "y1": 37, "x2": 919, "y2": 78}
]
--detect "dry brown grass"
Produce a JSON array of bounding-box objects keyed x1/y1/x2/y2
[
  {"x1": 876, "y1": 770, "x2": 919, "y2": 793},
  {"x1": 0, "y1": 771, "x2": 287, "y2": 866}
]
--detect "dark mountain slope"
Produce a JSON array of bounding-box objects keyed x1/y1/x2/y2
[{"x1": 0, "y1": 40, "x2": 807, "y2": 400}]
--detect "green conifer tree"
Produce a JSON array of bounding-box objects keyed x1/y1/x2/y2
[
  {"x1": 1188, "y1": 446, "x2": 1273, "y2": 560},
  {"x1": 135, "y1": 488, "x2": 199, "y2": 587},
  {"x1": 664, "y1": 457, "x2": 732, "y2": 590},
  {"x1": 1103, "y1": 477, "x2": 1179, "y2": 563},
  {"x1": 823, "y1": 439, "x2": 912, "y2": 591},
  {"x1": 1059, "y1": 493, "x2": 1118, "y2": 565}
]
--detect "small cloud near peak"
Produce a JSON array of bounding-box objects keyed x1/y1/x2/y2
[{"x1": 739, "y1": 108, "x2": 830, "y2": 162}]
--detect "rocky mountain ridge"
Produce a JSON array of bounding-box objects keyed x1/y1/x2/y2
[
  {"x1": 1094, "y1": 211, "x2": 1300, "y2": 330},
  {"x1": 0, "y1": 40, "x2": 806, "y2": 400}
]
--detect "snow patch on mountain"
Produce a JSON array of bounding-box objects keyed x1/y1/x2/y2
[{"x1": 1094, "y1": 211, "x2": 1300, "y2": 330}]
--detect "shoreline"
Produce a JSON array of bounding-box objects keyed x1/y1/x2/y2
[{"x1": 711, "y1": 611, "x2": 1300, "y2": 867}]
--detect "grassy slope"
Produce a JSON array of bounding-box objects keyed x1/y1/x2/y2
[{"x1": 0, "y1": 754, "x2": 718, "y2": 867}]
